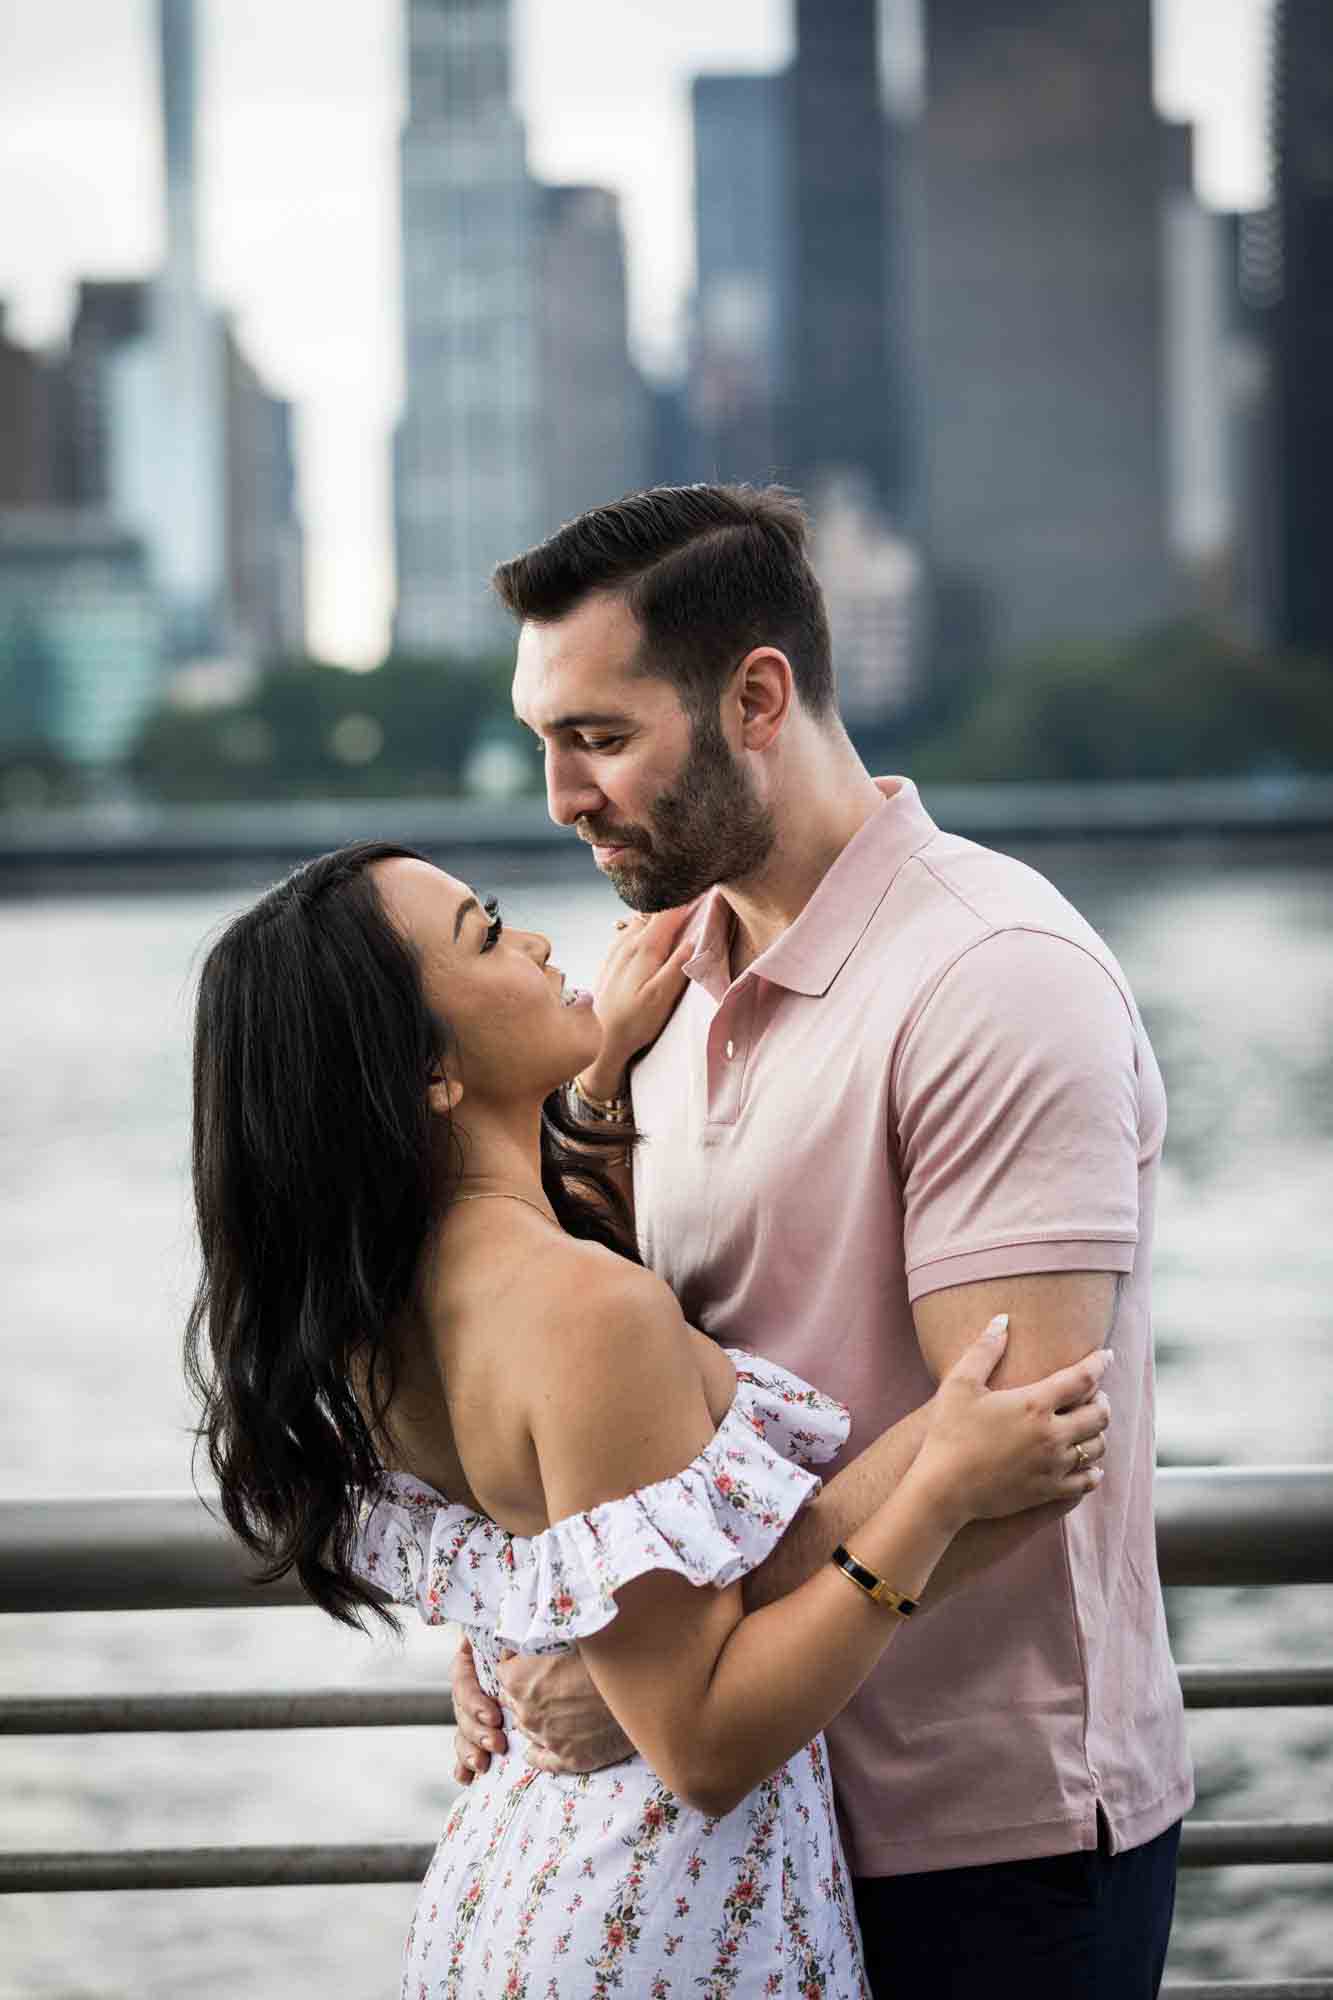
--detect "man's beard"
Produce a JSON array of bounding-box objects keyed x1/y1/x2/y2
[{"x1": 585, "y1": 708, "x2": 777, "y2": 913}]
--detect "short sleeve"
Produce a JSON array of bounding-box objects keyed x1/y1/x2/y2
[
  {"x1": 492, "y1": 1409, "x2": 825, "y2": 1653},
  {"x1": 352, "y1": 1353, "x2": 850, "y2": 1655},
  {"x1": 895, "y1": 927, "x2": 1146, "y2": 1302}
]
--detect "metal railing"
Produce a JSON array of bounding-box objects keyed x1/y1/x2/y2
[{"x1": 2, "y1": 1467, "x2": 1330, "y2": 1999}]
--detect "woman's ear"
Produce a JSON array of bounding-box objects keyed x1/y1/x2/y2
[{"x1": 428, "y1": 1068, "x2": 464, "y2": 1117}]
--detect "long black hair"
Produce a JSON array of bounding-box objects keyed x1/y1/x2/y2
[{"x1": 185, "y1": 841, "x2": 638, "y2": 1628}]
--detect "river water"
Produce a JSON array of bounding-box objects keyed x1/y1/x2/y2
[{"x1": 1, "y1": 834, "x2": 1330, "y2": 1996}]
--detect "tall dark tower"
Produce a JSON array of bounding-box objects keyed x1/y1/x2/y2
[
  {"x1": 1272, "y1": 0, "x2": 1333, "y2": 659},
  {"x1": 789, "y1": 0, "x2": 908, "y2": 518},
  {"x1": 920, "y1": 0, "x2": 1178, "y2": 666},
  {"x1": 690, "y1": 73, "x2": 792, "y2": 485}
]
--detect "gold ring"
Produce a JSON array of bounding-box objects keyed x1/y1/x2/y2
[
  {"x1": 1072, "y1": 1442, "x2": 1091, "y2": 1471},
  {"x1": 614, "y1": 918, "x2": 631, "y2": 930}
]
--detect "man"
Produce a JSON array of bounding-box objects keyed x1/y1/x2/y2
[{"x1": 451, "y1": 484, "x2": 1191, "y2": 1996}]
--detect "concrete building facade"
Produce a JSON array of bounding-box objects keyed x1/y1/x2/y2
[
  {"x1": 919, "y1": 0, "x2": 1178, "y2": 666},
  {"x1": 689, "y1": 73, "x2": 791, "y2": 487},
  {"x1": 789, "y1": 0, "x2": 909, "y2": 519},
  {"x1": 394, "y1": 0, "x2": 540, "y2": 657},
  {"x1": 537, "y1": 185, "x2": 647, "y2": 537},
  {"x1": 1272, "y1": 0, "x2": 1333, "y2": 659}
]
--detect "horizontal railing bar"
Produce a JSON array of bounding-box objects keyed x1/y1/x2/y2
[
  {"x1": 0, "y1": 1843, "x2": 434, "y2": 1892},
  {"x1": 0, "y1": 1688, "x2": 456, "y2": 1735},
  {"x1": 1, "y1": 1467, "x2": 1330, "y2": 1614},
  {"x1": 1164, "y1": 1985, "x2": 1333, "y2": 1999},
  {"x1": 1179, "y1": 1666, "x2": 1333, "y2": 1708},
  {"x1": 1178, "y1": 1821, "x2": 1333, "y2": 1867},
  {"x1": 3, "y1": 1666, "x2": 1328, "y2": 1739},
  {"x1": 3, "y1": 1821, "x2": 1329, "y2": 1895},
  {"x1": 1154, "y1": 1465, "x2": 1333, "y2": 1585}
]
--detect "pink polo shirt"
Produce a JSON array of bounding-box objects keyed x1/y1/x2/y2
[{"x1": 630, "y1": 777, "x2": 1192, "y2": 1878}]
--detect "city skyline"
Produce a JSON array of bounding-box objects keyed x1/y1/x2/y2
[{"x1": 1, "y1": 0, "x2": 1274, "y2": 664}]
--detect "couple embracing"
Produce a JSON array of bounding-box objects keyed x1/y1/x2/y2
[{"x1": 189, "y1": 484, "x2": 1192, "y2": 1997}]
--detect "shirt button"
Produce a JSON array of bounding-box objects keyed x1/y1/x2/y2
[{"x1": 725, "y1": 1039, "x2": 735, "y2": 1060}]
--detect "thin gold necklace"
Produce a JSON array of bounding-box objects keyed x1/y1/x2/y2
[{"x1": 451, "y1": 1192, "x2": 559, "y2": 1227}]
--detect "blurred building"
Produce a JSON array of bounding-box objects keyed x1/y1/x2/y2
[
  {"x1": 1160, "y1": 125, "x2": 1233, "y2": 588},
  {"x1": 789, "y1": 0, "x2": 911, "y2": 520},
  {"x1": 223, "y1": 330, "x2": 305, "y2": 664},
  {"x1": 1271, "y1": 0, "x2": 1333, "y2": 660},
  {"x1": 689, "y1": 73, "x2": 791, "y2": 485},
  {"x1": 537, "y1": 184, "x2": 648, "y2": 534},
  {"x1": 0, "y1": 511, "x2": 164, "y2": 764},
  {"x1": 394, "y1": 0, "x2": 541, "y2": 657},
  {"x1": 1220, "y1": 208, "x2": 1283, "y2": 648},
  {"x1": 64, "y1": 282, "x2": 149, "y2": 510},
  {"x1": 646, "y1": 381, "x2": 695, "y2": 490},
  {"x1": 810, "y1": 475, "x2": 921, "y2": 726},
  {"x1": 0, "y1": 309, "x2": 70, "y2": 508},
  {"x1": 919, "y1": 0, "x2": 1179, "y2": 665},
  {"x1": 0, "y1": 0, "x2": 303, "y2": 774}
]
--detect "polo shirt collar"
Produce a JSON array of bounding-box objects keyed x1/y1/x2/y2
[{"x1": 683, "y1": 777, "x2": 939, "y2": 1001}]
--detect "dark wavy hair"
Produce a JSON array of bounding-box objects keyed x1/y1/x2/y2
[{"x1": 185, "y1": 840, "x2": 638, "y2": 1628}]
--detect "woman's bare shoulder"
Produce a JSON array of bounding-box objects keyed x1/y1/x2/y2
[{"x1": 521, "y1": 1235, "x2": 684, "y2": 1355}]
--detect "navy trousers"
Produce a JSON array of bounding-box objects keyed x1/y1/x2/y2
[{"x1": 852, "y1": 1815, "x2": 1181, "y2": 2000}]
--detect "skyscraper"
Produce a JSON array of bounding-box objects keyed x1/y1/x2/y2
[
  {"x1": 537, "y1": 185, "x2": 647, "y2": 535},
  {"x1": 394, "y1": 0, "x2": 540, "y2": 657},
  {"x1": 150, "y1": 0, "x2": 228, "y2": 658},
  {"x1": 920, "y1": 0, "x2": 1178, "y2": 665},
  {"x1": 690, "y1": 73, "x2": 791, "y2": 485},
  {"x1": 788, "y1": 0, "x2": 908, "y2": 518},
  {"x1": 0, "y1": 308, "x2": 69, "y2": 508},
  {"x1": 1272, "y1": 0, "x2": 1333, "y2": 659}
]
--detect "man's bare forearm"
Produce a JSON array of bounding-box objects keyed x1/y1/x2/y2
[{"x1": 743, "y1": 1399, "x2": 1069, "y2": 1614}]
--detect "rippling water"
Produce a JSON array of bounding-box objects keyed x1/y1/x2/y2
[{"x1": 1, "y1": 834, "x2": 1330, "y2": 1996}]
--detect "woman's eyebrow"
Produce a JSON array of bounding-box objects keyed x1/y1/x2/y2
[{"x1": 452, "y1": 895, "x2": 479, "y2": 942}]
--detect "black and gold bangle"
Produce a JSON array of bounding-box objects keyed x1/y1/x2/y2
[
  {"x1": 830, "y1": 1543, "x2": 919, "y2": 1619},
  {"x1": 570, "y1": 1073, "x2": 632, "y2": 1124}
]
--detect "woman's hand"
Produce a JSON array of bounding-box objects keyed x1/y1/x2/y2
[
  {"x1": 914, "y1": 1316, "x2": 1112, "y2": 1530},
  {"x1": 580, "y1": 906, "x2": 696, "y2": 1100}
]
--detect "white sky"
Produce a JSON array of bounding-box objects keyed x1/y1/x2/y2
[{"x1": 0, "y1": 0, "x2": 1274, "y2": 665}]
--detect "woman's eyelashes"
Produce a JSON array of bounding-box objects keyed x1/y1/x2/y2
[{"x1": 481, "y1": 896, "x2": 503, "y2": 952}]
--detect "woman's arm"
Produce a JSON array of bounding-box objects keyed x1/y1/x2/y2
[
  {"x1": 571, "y1": 906, "x2": 697, "y2": 1213},
  {"x1": 525, "y1": 1270, "x2": 1108, "y2": 1819},
  {"x1": 743, "y1": 1270, "x2": 1116, "y2": 1614}
]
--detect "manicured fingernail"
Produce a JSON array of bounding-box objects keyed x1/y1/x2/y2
[
  {"x1": 986, "y1": 1314, "x2": 1009, "y2": 1336},
  {"x1": 1103, "y1": 1349, "x2": 1114, "y2": 1366},
  {"x1": 1091, "y1": 1466, "x2": 1105, "y2": 1481}
]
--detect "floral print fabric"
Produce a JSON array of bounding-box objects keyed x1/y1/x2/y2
[{"x1": 354, "y1": 1350, "x2": 870, "y2": 1998}]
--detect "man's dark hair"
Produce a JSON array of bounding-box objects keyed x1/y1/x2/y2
[{"x1": 492, "y1": 483, "x2": 836, "y2": 718}]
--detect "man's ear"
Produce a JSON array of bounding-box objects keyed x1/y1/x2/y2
[
  {"x1": 428, "y1": 1068, "x2": 464, "y2": 1117},
  {"x1": 733, "y1": 647, "x2": 793, "y2": 753}
]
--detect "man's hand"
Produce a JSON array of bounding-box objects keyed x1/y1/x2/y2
[
  {"x1": 450, "y1": 1636, "x2": 634, "y2": 1780},
  {"x1": 451, "y1": 1637, "x2": 507, "y2": 1784},
  {"x1": 499, "y1": 1649, "x2": 635, "y2": 1774}
]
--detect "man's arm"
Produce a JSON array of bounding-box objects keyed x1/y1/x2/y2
[{"x1": 743, "y1": 1269, "x2": 1115, "y2": 1613}]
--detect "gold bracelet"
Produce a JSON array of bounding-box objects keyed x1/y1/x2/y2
[
  {"x1": 570, "y1": 1073, "x2": 632, "y2": 1124},
  {"x1": 830, "y1": 1544, "x2": 919, "y2": 1619}
]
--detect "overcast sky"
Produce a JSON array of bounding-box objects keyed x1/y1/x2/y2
[{"x1": 0, "y1": 0, "x2": 1274, "y2": 665}]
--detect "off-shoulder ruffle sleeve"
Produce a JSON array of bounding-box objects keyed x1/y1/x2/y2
[{"x1": 353, "y1": 1349, "x2": 850, "y2": 1653}]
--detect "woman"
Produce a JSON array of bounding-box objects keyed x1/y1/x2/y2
[{"x1": 187, "y1": 841, "x2": 1111, "y2": 1999}]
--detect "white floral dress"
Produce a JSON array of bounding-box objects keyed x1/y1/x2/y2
[{"x1": 354, "y1": 1350, "x2": 870, "y2": 2000}]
